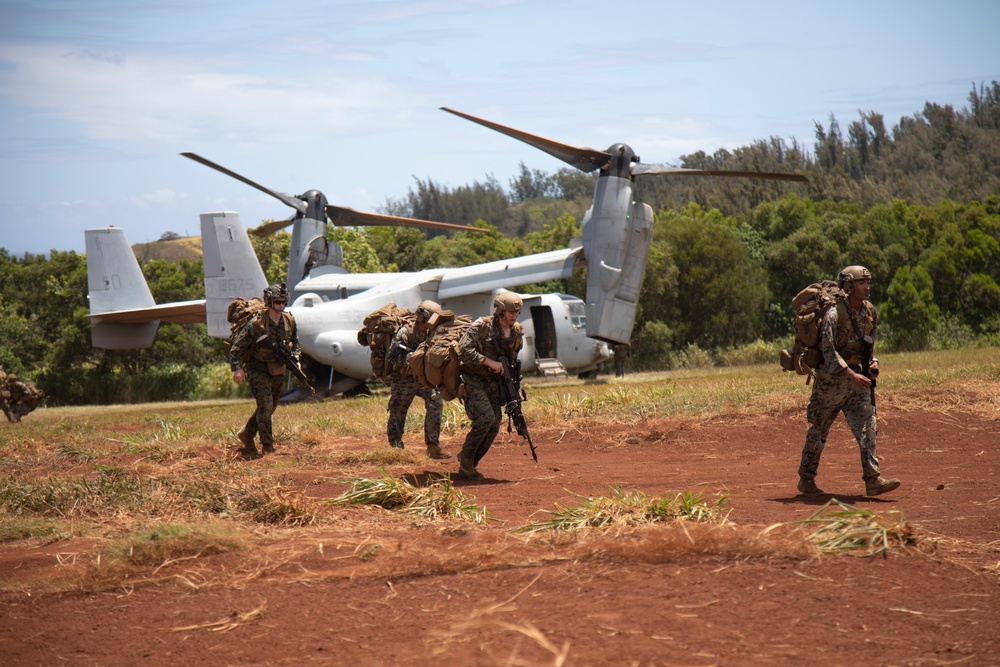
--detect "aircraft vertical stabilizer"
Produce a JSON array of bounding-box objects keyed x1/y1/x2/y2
[
  {"x1": 85, "y1": 227, "x2": 159, "y2": 348},
  {"x1": 200, "y1": 212, "x2": 269, "y2": 338}
]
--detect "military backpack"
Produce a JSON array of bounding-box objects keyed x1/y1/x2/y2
[
  {"x1": 223, "y1": 296, "x2": 286, "y2": 363},
  {"x1": 780, "y1": 280, "x2": 847, "y2": 378},
  {"x1": 358, "y1": 303, "x2": 414, "y2": 380},
  {"x1": 407, "y1": 313, "x2": 472, "y2": 401}
]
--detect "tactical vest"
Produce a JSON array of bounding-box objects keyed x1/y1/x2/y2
[
  {"x1": 250, "y1": 311, "x2": 295, "y2": 374},
  {"x1": 466, "y1": 316, "x2": 522, "y2": 375},
  {"x1": 833, "y1": 298, "x2": 876, "y2": 366}
]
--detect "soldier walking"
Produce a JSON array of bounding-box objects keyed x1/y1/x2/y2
[
  {"x1": 0, "y1": 368, "x2": 45, "y2": 423},
  {"x1": 613, "y1": 343, "x2": 630, "y2": 378},
  {"x1": 385, "y1": 300, "x2": 451, "y2": 459},
  {"x1": 230, "y1": 284, "x2": 300, "y2": 458},
  {"x1": 797, "y1": 266, "x2": 900, "y2": 497},
  {"x1": 455, "y1": 291, "x2": 523, "y2": 480}
]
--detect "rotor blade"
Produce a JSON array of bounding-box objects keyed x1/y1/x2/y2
[
  {"x1": 631, "y1": 163, "x2": 809, "y2": 183},
  {"x1": 326, "y1": 206, "x2": 491, "y2": 234},
  {"x1": 441, "y1": 107, "x2": 611, "y2": 173},
  {"x1": 180, "y1": 152, "x2": 308, "y2": 214},
  {"x1": 251, "y1": 213, "x2": 297, "y2": 237}
]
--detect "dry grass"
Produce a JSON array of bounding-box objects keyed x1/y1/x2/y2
[{"x1": 1, "y1": 347, "x2": 996, "y2": 595}]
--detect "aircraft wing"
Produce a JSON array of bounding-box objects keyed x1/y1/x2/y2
[
  {"x1": 293, "y1": 270, "x2": 398, "y2": 297},
  {"x1": 87, "y1": 300, "x2": 207, "y2": 325},
  {"x1": 436, "y1": 247, "x2": 581, "y2": 299}
]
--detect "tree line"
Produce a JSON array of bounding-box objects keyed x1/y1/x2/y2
[{"x1": 1, "y1": 83, "x2": 997, "y2": 404}]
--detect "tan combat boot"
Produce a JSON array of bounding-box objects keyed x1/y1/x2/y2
[
  {"x1": 426, "y1": 444, "x2": 452, "y2": 460},
  {"x1": 457, "y1": 452, "x2": 483, "y2": 480},
  {"x1": 238, "y1": 428, "x2": 259, "y2": 458},
  {"x1": 797, "y1": 477, "x2": 824, "y2": 496},
  {"x1": 865, "y1": 476, "x2": 901, "y2": 496}
]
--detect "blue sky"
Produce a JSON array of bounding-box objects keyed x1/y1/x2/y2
[{"x1": 1, "y1": 0, "x2": 997, "y2": 255}]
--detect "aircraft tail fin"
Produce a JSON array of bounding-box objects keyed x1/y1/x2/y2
[
  {"x1": 200, "y1": 212, "x2": 269, "y2": 338},
  {"x1": 85, "y1": 227, "x2": 159, "y2": 348}
]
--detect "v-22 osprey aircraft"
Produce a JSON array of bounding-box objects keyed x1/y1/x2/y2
[{"x1": 85, "y1": 108, "x2": 806, "y2": 396}]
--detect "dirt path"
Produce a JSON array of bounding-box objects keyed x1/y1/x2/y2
[{"x1": 2, "y1": 403, "x2": 998, "y2": 666}]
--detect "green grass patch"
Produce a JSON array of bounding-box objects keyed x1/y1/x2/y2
[
  {"x1": 516, "y1": 486, "x2": 730, "y2": 533},
  {"x1": 787, "y1": 499, "x2": 914, "y2": 557},
  {"x1": 107, "y1": 523, "x2": 248, "y2": 566},
  {"x1": 0, "y1": 516, "x2": 71, "y2": 543},
  {"x1": 331, "y1": 470, "x2": 490, "y2": 523}
]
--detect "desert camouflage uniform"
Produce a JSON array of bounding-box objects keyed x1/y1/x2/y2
[
  {"x1": 458, "y1": 315, "x2": 523, "y2": 467},
  {"x1": 385, "y1": 323, "x2": 443, "y2": 448},
  {"x1": 798, "y1": 299, "x2": 881, "y2": 483},
  {"x1": 230, "y1": 311, "x2": 299, "y2": 451}
]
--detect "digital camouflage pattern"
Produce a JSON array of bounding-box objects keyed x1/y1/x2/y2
[
  {"x1": 0, "y1": 369, "x2": 44, "y2": 423},
  {"x1": 386, "y1": 323, "x2": 443, "y2": 449},
  {"x1": 386, "y1": 376, "x2": 443, "y2": 448},
  {"x1": 798, "y1": 301, "x2": 881, "y2": 482},
  {"x1": 230, "y1": 308, "x2": 299, "y2": 454},
  {"x1": 457, "y1": 315, "x2": 523, "y2": 472}
]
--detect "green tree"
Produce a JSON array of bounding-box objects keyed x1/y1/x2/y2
[
  {"x1": 658, "y1": 206, "x2": 770, "y2": 348},
  {"x1": 882, "y1": 266, "x2": 939, "y2": 351},
  {"x1": 962, "y1": 273, "x2": 1000, "y2": 331}
]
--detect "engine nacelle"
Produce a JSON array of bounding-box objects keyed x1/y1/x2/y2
[{"x1": 580, "y1": 175, "x2": 653, "y2": 344}]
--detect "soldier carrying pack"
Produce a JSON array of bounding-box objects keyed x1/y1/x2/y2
[
  {"x1": 358, "y1": 303, "x2": 414, "y2": 381},
  {"x1": 408, "y1": 312, "x2": 473, "y2": 401},
  {"x1": 223, "y1": 296, "x2": 270, "y2": 362},
  {"x1": 780, "y1": 280, "x2": 847, "y2": 381}
]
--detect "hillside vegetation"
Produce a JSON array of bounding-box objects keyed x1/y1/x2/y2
[{"x1": 0, "y1": 83, "x2": 998, "y2": 405}]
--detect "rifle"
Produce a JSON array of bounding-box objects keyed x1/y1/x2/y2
[
  {"x1": 498, "y1": 356, "x2": 537, "y2": 462},
  {"x1": 268, "y1": 335, "x2": 315, "y2": 394},
  {"x1": 860, "y1": 334, "x2": 877, "y2": 414}
]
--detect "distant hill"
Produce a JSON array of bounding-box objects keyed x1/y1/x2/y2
[{"x1": 131, "y1": 236, "x2": 202, "y2": 263}]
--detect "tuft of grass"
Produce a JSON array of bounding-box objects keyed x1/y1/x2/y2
[
  {"x1": 0, "y1": 516, "x2": 71, "y2": 543},
  {"x1": 178, "y1": 472, "x2": 319, "y2": 526},
  {"x1": 331, "y1": 470, "x2": 490, "y2": 523},
  {"x1": 107, "y1": 523, "x2": 248, "y2": 566},
  {"x1": 516, "y1": 486, "x2": 730, "y2": 533},
  {"x1": 54, "y1": 442, "x2": 97, "y2": 463},
  {"x1": 0, "y1": 468, "x2": 160, "y2": 517},
  {"x1": 788, "y1": 499, "x2": 914, "y2": 557}
]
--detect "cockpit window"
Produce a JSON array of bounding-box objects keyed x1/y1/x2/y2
[{"x1": 567, "y1": 300, "x2": 586, "y2": 330}]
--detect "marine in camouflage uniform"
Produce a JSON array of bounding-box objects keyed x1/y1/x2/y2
[
  {"x1": 613, "y1": 343, "x2": 630, "y2": 378},
  {"x1": 385, "y1": 301, "x2": 450, "y2": 459},
  {"x1": 230, "y1": 284, "x2": 300, "y2": 458},
  {"x1": 455, "y1": 291, "x2": 523, "y2": 480},
  {"x1": 797, "y1": 266, "x2": 900, "y2": 497},
  {"x1": 1, "y1": 369, "x2": 45, "y2": 423}
]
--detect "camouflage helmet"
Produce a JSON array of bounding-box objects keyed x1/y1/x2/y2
[
  {"x1": 415, "y1": 300, "x2": 442, "y2": 324},
  {"x1": 838, "y1": 265, "x2": 872, "y2": 294},
  {"x1": 263, "y1": 283, "x2": 289, "y2": 307},
  {"x1": 493, "y1": 290, "x2": 523, "y2": 315}
]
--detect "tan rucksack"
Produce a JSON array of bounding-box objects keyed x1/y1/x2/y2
[
  {"x1": 358, "y1": 303, "x2": 414, "y2": 380},
  {"x1": 223, "y1": 297, "x2": 270, "y2": 362},
  {"x1": 780, "y1": 280, "x2": 846, "y2": 378},
  {"x1": 408, "y1": 313, "x2": 473, "y2": 401}
]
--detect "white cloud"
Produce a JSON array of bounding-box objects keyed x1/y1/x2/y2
[{"x1": 0, "y1": 42, "x2": 418, "y2": 145}]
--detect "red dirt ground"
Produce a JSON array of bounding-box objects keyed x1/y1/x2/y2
[{"x1": 2, "y1": 401, "x2": 998, "y2": 666}]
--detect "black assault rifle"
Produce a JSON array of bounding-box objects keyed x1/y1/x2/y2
[
  {"x1": 498, "y1": 356, "x2": 537, "y2": 462},
  {"x1": 860, "y1": 334, "x2": 877, "y2": 414},
  {"x1": 266, "y1": 335, "x2": 315, "y2": 394}
]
